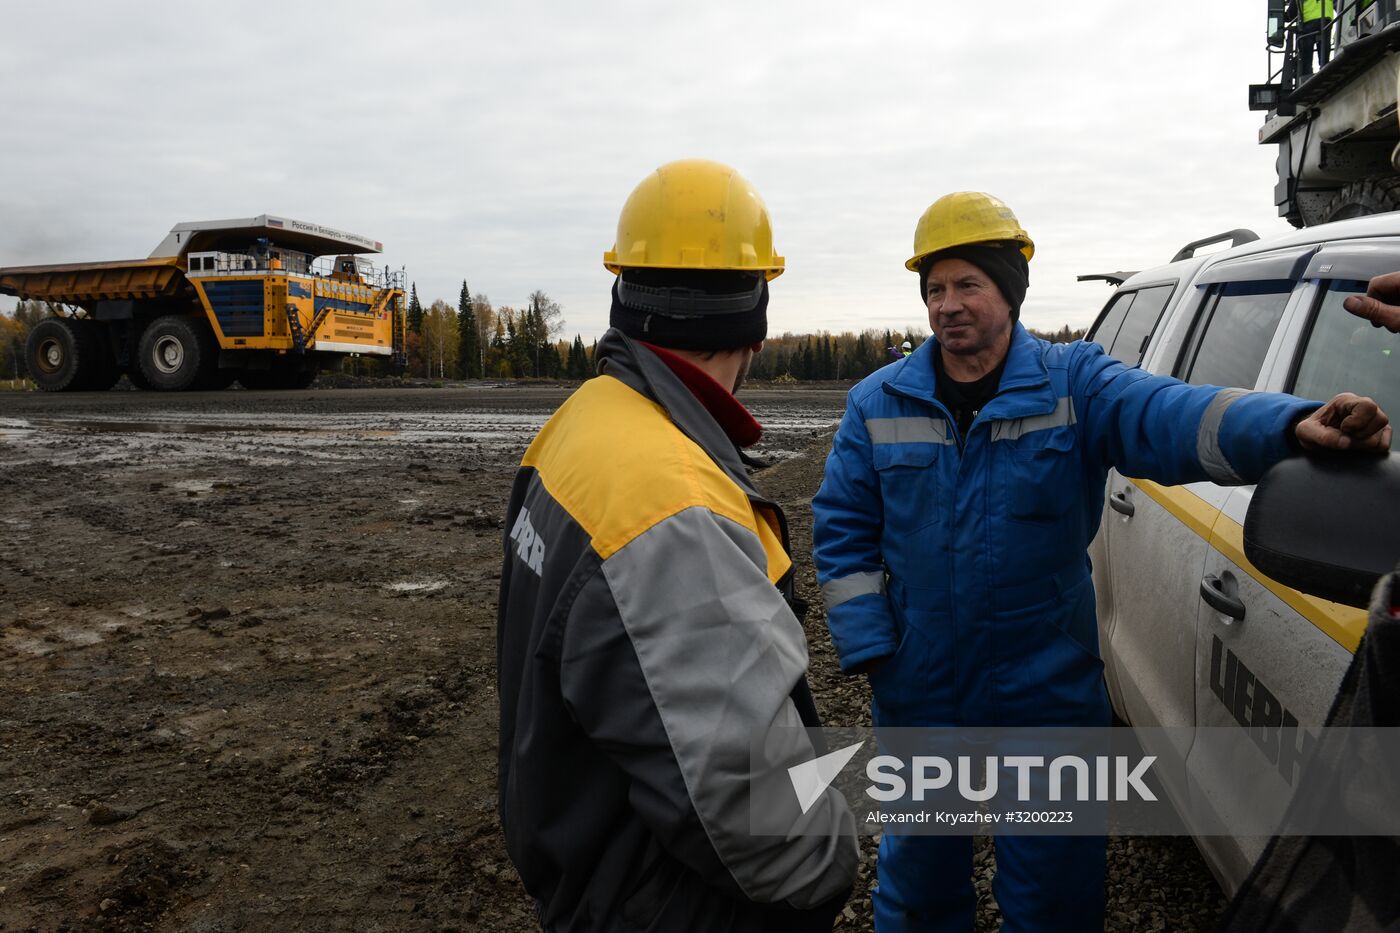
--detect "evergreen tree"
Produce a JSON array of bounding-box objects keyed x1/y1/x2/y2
[
  {"x1": 521, "y1": 302, "x2": 541, "y2": 376},
  {"x1": 543, "y1": 343, "x2": 563, "y2": 378},
  {"x1": 566, "y1": 335, "x2": 588, "y2": 378},
  {"x1": 504, "y1": 316, "x2": 522, "y2": 377},
  {"x1": 407, "y1": 283, "x2": 424, "y2": 334},
  {"x1": 456, "y1": 280, "x2": 482, "y2": 379}
]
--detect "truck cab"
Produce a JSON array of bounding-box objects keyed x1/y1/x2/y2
[{"x1": 1253, "y1": 1, "x2": 1400, "y2": 225}]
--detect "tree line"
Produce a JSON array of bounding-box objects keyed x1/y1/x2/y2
[
  {"x1": 1, "y1": 291, "x2": 1085, "y2": 384},
  {"x1": 400, "y1": 279, "x2": 1085, "y2": 384},
  {"x1": 404, "y1": 282, "x2": 569, "y2": 381}
]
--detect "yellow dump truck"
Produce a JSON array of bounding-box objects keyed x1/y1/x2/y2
[{"x1": 0, "y1": 215, "x2": 407, "y2": 390}]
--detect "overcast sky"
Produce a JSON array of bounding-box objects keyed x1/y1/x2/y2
[{"x1": 1, "y1": 3, "x2": 1290, "y2": 340}]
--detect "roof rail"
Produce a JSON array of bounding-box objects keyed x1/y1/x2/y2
[{"x1": 1171, "y1": 229, "x2": 1259, "y2": 263}]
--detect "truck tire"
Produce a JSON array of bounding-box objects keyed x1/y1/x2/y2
[
  {"x1": 236, "y1": 368, "x2": 276, "y2": 390},
  {"x1": 199, "y1": 368, "x2": 239, "y2": 390},
  {"x1": 73, "y1": 320, "x2": 120, "y2": 390},
  {"x1": 24, "y1": 318, "x2": 85, "y2": 391},
  {"x1": 238, "y1": 361, "x2": 315, "y2": 390},
  {"x1": 1323, "y1": 176, "x2": 1400, "y2": 223},
  {"x1": 137, "y1": 315, "x2": 216, "y2": 391}
]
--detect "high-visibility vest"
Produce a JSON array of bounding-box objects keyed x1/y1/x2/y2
[{"x1": 1301, "y1": 0, "x2": 1334, "y2": 22}]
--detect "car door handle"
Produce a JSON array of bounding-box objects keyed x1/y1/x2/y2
[
  {"x1": 1200, "y1": 574, "x2": 1246, "y2": 621},
  {"x1": 1109, "y1": 491, "x2": 1135, "y2": 517}
]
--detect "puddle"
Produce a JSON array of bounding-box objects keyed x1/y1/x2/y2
[
  {"x1": 58, "y1": 628, "x2": 103, "y2": 647},
  {"x1": 0, "y1": 417, "x2": 34, "y2": 442},
  {"x1": 32, "y1": 418, "x2": 322, "y2": 435},
  {"x1": 0, "y1": 396, "x2": 843, "y2": 471},
  {"x1": 384, "y1": 580, "x2": 448, "y2": 593}
]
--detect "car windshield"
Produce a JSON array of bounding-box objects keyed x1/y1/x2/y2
[{"x1": 1293, "y1": 280, "x2": 1400, "y2": 452}]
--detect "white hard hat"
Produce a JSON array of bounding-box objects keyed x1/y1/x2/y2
[{"x1": 902, "y1": 340, "x2": 912, "y2": 350}]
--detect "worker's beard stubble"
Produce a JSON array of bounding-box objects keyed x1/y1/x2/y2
[{"x1": 732, "y1": 349, "x2": 754, "y2": 394}]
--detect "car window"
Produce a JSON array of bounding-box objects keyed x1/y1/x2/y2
[
  {"x1": 1087, "y1": 290, "x2": 1133, "y2": 355},
  {"x1": 1179, "y1": 280, "x2": 1292, "y2": 389},
  {"x1": 1292, "y1": 280, "x2": 1400, "y2": 451},
  {"x1": 1108, "y1": 284, "x2": 1174, "y2": 367}
]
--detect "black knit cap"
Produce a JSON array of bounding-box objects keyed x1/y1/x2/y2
[
  {"x1": 610, "y1": 268, "x2": 768, "y2": 351},
  {"x1": 919, "y1": 241, "x2": 1030, "y2": 321}
]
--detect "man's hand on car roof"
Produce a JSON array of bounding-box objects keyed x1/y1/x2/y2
[
  {"x1": 1295, "y1": 393, "x2": 1392, "y2": 452},
  {"x1": 1343, "y1": 271, "x2": 1400, "y2": 333}
]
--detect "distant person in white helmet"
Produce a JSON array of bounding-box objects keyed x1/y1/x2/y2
[{"x1": 497, "y1": 158, "x2": 856, "y2": 932}]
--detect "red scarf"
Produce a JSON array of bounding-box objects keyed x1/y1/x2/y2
[{"x1": 641, "y1": 342, "x2": 763, "y2": 448}]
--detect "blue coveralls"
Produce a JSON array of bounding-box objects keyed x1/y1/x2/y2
[{"x1": 812, "y1": 326, "x2": 1316, "y2": 932}]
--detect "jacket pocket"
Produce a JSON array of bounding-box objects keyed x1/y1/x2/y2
[
  {"x1": 1006, "y1": 429, "x2": 1079, "y2": 523},
  {"x1": 868, "y1": 605, "x2": 956, "y2": 726},
  {"x1": 872, "y1": 443, "x2": 940, "y2": 536}
]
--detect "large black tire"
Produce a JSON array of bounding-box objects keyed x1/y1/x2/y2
[
  {"x1": 124, "y1": 366, "x2": 153, "y2": 390},
  {"x1": 24, "y1": 318, "x2": 84, "y2": 391},
  {"x1": 236, "y1": 368, "x2": 277, "y2": 390},
  {"x1": 199, "y1": 368, "x2": 239, "y2": 390},
  {"x1": 136, "y1": 315, "x2": 217, "y2": 391},
  {"x1": 238, "y1": 361, "x2": 315, "y2": 390},
  {"x1": 72, "y1": 320, "x2": 120, "y2": 390},
  {"x1": 1323, "y1": 176, "x2": 1400, "y2": 223},
  {"x1": 24, "y1": 318, "x2": 116, "y2": 391}
]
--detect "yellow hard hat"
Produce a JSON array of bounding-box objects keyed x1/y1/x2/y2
[
  {"x1": 604, "y1": 159, "x2": 785, "y2": 280},
  {"x1": 905, "y1": 191, "x2": 1035, "y2": 272}
]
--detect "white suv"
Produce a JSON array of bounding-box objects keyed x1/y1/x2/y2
[{"x1": 1085, "y1": 213, "x2": 1400, "y2": 893}]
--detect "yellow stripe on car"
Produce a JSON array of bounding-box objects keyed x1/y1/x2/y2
[{"x1": 1129, "y1": 479, "x2": 1365, "y2": 653}]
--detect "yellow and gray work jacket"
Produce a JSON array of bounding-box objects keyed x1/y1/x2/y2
[{"x1": 497, "y1": 329, "x2": 857, "y2": 932}]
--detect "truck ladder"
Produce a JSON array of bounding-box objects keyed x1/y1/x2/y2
[
  {"x1": 391, "y1": 292, "x2": 407, "y2": 366},
  {"x1": 285, "y1": 303, "x2": 308, "y2": 351}
]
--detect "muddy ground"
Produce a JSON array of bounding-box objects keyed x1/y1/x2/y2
[{"x1": 0, "y1": 385, "x2": 1225, "y2": 931}]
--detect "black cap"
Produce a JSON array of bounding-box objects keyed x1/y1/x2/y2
[
  {"x1": 610, "y1": 269, "x2": 768, "y2": 351},
  {"x1": 919, "y1": 241, "x2": 1029, "y2": 321}
]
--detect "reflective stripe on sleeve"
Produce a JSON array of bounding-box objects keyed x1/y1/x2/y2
[
  {"x1": 864, "y1": 417, "x2": 954, "y2": 445},
  {"x1": 1197, "y1": 387, "x2": 1249, "y2": 484},
  {"x1": 990, "y1": 396, "x2": 1077, "y2": 442},
  {"x1": 820, "y1": 570, "x2": 886, "y2": 610}
]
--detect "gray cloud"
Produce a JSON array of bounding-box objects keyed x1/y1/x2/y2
[{"x1": 1, "y1": 3, "x2": 1292, "y2": 340}]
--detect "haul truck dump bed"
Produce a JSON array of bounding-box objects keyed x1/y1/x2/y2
[{"x1": 1, "y1": 215, "x2": 407, "y2": 391}]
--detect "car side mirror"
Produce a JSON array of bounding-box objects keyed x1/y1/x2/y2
[{"x1": 1244, "y1": 453, "x2": 1400, "y2": 609}]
